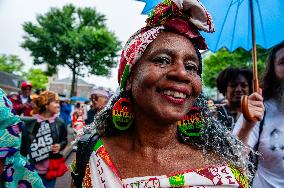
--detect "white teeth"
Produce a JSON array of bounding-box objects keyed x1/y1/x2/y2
[{"x1": 163, "y1": 90, "x2": 186, "y2": 99}]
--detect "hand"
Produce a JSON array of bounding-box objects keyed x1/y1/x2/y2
[
  {"x1": 23, "y1": 103, "x2": 31, "y2": 108},
  {"x1": 237, "y1": 91, "x2": 265, "y2": 144},
  {"x1": 50, "y1": 144, "x2": 61, "y2": 154},
  {"x1": 246, "y1": 91, "x2": 265, "y2": 125},
  {"x1": 30, "y1": 102, "x2": 37, "y2": 109}
]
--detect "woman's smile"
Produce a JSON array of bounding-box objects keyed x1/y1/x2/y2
[{"x1": 129, "y1": 32, "x2": 202, "y2": 122}]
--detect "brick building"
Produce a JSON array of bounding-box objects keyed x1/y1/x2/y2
[
  {"x1": 0, "y1": 71, "x2": 25, "y2": 94},
  {"x1": 48, "y1": 77, "x2": 94, "y2": 98}
]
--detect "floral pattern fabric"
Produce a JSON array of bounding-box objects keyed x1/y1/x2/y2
[
  {"x1": 71, "y1": 138, "x2": 248, "y2": 188},
  {"x1": 0, "y1": 88, "x2": 43, "y2": 188}
]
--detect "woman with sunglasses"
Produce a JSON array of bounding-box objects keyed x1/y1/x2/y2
[{"x1": 85, "y1": 89, "x2": 109, "y2": 125}]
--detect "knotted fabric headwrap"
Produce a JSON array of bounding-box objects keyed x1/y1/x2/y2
[
  {"x1": 118, "y1": 0, "x2": 215, "y2": 90},
  {"x1": 31, "y1": 91, "x2": 59, "y2": 114}
]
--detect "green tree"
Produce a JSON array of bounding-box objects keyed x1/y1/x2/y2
[
  {"x1": 22, "y1": 4, "x2": 121, "y2": 97},
  {"x1": 202, "y1": 47, "x2": 269, "y2": 88},
  {"x1": 23, "y1": 68, "x2": 48, "y2": 90},
  {"x1": 0, "y1": 54, "x2": 24, "y2": 75}
]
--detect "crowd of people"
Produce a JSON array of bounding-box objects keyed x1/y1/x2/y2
[
  {"x1": 0, "y1": 0, "x2": 283, "y2": 188},
  {"x1": 0, "y1": 82, "x2": 110, "y2": 187}
]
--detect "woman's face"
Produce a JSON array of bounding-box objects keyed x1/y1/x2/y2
[
  {"x1": 274, "y1": 47, "x2": 284, "y2": 82},
  {"x1": 129, "y1": 32, "x2": 202, "y2": 123},
  {"x1": 95, "y1": 96, "x2": 108, "y2": 111},
  {"x1": 225, "y1": 74, "x2": 249, "y2": 107},
  {"x1": 46, "y1": 100, "x2": 60, "y2": 115}
]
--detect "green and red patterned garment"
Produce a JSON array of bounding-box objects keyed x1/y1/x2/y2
[{"x1": 71, "y1": 139, "x2": 249, "y2": 188}]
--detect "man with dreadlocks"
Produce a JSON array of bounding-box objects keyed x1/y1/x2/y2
[{"x1": 70, "y1": 0, "x2": 264, "y2": 187}]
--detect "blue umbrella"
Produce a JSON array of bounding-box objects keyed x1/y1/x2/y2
[
  {"x1": 137, "y1": 0, "x2": 284, "y2": 91},
  {"x1": 198, "y1": 0, "x2": 284, "y2": 121},
  {"x1": 136, "y1": 0, "x2": 284, "y2": 121},
  {"x1": 200, "y1": 0, "x2": 284, "y2": 52},
  {"x1": 136, "y1": 0, "x2": 160, "y2": 14},
  {"x1": 138, "y1": 0, "x2": 284, "y2": 51},
  {"x1": 70, "y1": 96, "x2": 89, "y2": 102}
]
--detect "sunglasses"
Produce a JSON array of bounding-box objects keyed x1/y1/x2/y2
[
  {"x1": 90, "y1": 95, "x2": 98, "y2": 101},
  {"x1": 90, "y1": 95, "x2": 107, "y2": 101}
]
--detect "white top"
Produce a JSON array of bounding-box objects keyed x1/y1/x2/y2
[
  {"x1": 233, "y1": 99, "x2": 284, "y2": 188},
  {"x1": 20, "y1": 94, "x2": 28, "y2": 104},
  {"x1": 74, "y1": 139, "x2": 249, "y2": 188}
]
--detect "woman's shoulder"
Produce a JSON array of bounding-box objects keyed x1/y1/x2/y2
[
  {"x1": 20, "y1": 116, "x2": 37, "y2": 123},
  {"x1": 55, "y1": 116, "x2": 66, "y2": 126}
]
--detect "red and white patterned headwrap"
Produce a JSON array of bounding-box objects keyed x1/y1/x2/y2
[{"x1": 118, "y1": 0, "x2": 215, "y2": 90}]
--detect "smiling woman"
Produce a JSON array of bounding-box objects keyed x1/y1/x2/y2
[{"x1": 70, "y1": 0, "x2": 256, "y2": 187}]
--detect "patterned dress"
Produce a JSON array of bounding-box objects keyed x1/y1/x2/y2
[
  {"x1": 71, "y1": 139, "x2": 249, "y2": 188},
  {"x1": 0, "y1": 89, "x2": 43, "y2": 188}
]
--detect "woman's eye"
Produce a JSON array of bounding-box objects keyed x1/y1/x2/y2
[
  {"x1": 153, "y1": 57, "x2": 170, "y2": 65},
  {"x1": 241, "y1": 84, "x2": 249, "y2": 88},
  {"x1": 184, "y1": 63, "x2": 198, "y2": 73}
]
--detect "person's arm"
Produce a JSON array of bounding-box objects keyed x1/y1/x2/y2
[
  {"x1": 58, "y1": 120, "x2": 68, "y2": 151},
  {"x1": 235, "y1": 92, "x2": 264, "y2": 144},
  {"x1": 10, "y1": 98, "x2": 24, "y2": 114},
  {"x1": 51, "y1": 119, "x2": 68, "y2": 154}
]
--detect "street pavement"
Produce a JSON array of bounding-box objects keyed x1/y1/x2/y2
[
  {"x1": 55, "y1": 151, "x2": 75, "y2": 188},
  {"x1": 55, "y1": 126, "x2": 75, "y2": 188}
]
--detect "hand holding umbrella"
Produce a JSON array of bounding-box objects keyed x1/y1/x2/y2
[{"x1": 137, "y1": 0, "x2": 284, "y2": 121}]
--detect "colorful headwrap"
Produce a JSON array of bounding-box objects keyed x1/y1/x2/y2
[
  {"x1": 31, "y1": 91, "x2": 59, "y2": 115},
  {"x1": 118, "y1": 0, "x2": 214, "y2": 90}
]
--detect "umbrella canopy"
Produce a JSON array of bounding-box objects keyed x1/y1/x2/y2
[
  {"x1": 200, "y1": 0, "x2": 284, "y2": 52},
  {"x1": 70, "y1": 96, "x2": 89, "y2": 102},
  {"x1": 138, "y1": 0, "x2": 284, "y2": 52},
  {"x1": 137, "y1": 0, "x2": 161, "y2": 14}
]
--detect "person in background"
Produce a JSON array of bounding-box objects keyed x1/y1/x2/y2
[
  {"x1": 71, "y1": 107, "x2": 86, "y2": 141},
  {"x1": 8, "y1": 91, "x2": 18, "y2": 101},
  {"x1": 233, "y1": 41, "x2": 284, "y2": 187},
  {"x1": 72, "y1": 103, "x2": 83, "y2": 126},
  {"x1": 82, "y1": 100, "x2": 90, "y2": 120},
  {"x1": 9, "y1": 81, "x2": 33, "y2": 116},
  {"x1": 85, "y1": 89, "x2": 109, "y2": 125},
  {"x1": 215, "y1": 67, "x2": 253, "y2": 131},
  {"x1": 20, "y1": 91, "x2": 68, "y2": 188},
  {"x1": 59, "y1": 99, "x2": 72, "y2": 126}
]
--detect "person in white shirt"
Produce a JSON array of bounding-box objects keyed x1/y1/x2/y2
[{"x1": 233, "y1": 41, "x2": 284, "y2": 187}]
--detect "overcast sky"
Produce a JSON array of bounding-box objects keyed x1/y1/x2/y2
[{"x1": 0, "y1": 0, "x2": 147, "y2": 91}]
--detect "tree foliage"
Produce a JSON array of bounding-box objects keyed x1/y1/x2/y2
[
  {"x1": 0, "y1": 54, "x2": 24, "y2": 75},
  {"x1": 21, "y1": 4, "x2": 121, "y2": 96},
  {"x1": 23, "y1": 68, "x2": 48, "y2": 90},
  {"x1": 202, "y1": 47, "x2": 269, "y2": 88}
]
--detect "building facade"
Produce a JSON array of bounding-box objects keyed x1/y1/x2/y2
[
  {"x1": 0, "y1": 71, "x2": 25, "y2": 94},
  {"x1": 48, "y1": 77, "x2": 94, "y2": 98}
]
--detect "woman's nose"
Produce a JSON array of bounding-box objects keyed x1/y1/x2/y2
[
  {"x1": 235, "y1": 84, "x2": 243, "y2": 91},
  {"x1": 166, "y1": 62, "x2": 191, "y2": 83}
]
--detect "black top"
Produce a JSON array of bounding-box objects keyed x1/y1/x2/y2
[{"x1": 20, "y1": 117, "x2": 67, "y2": 163}]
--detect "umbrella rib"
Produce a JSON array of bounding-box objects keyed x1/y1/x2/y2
[
  {"x1": 255, "y1": 0, "x2": 267, "y2": 47},
  {"x1": 230, "y1": 1, "x2": 241, "y2": 50},
  {"x1": 247, "y1": 3, "x2": 250, "y2": 50},
  {"x1": 215, "y1": 0, "x2": 235, "y2": 51}
]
